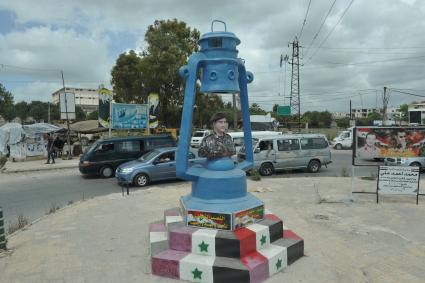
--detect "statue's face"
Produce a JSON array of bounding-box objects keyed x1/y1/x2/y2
[{"x1": 213, "y1": 118, "x2": 227, "y2": 136}]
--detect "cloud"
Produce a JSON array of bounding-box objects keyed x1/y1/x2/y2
[{"x1": 0, "y1": 0, "x2": 425, "y2": 112}]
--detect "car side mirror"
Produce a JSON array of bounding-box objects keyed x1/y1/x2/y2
[{"x1": 254, "y1": 148, "x2": 260, "y2": 153}]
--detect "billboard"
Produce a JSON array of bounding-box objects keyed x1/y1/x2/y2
[
  {"x1": 354, "y1": 126, "x2": 425, "y2": 165},
  {"x1": 60, "y1": 92, "x2": 76, "y2": 120},
  {"x1": 98, "y1": 88, "x2": 112, "y2": 128},
  {"x1": 111, "y1": 103, "x2": 148, "y2": 129},
  {"x1": 148, "y1": 93, "x2": 159, "y2": 128}
]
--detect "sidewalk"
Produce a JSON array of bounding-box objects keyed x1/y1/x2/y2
[
  {"x1": 0, "y1": 177, "x2": 424, "y2": 282},
  {"x1": 1, "y1": 157, "x2": 79, "y2": 174}
]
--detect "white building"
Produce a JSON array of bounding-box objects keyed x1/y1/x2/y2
[
  {"x1": 52, "y1": 87, "x2": 98, "y2": 114},
  {"x1": 351, "y1": 108, "x2": 380, "y2": 118},
  {"x1": 408, "y1": 103, "x2": 425, "y2": 124}
]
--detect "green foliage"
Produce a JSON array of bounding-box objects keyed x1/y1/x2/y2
[
  {"x1": 302, "y1": 111, "x2": 332, "y2": 128},
  {"x1": 399, "y1": 104, "x2": 409, "y2": 121},
  {"x1": 7, "y1": 214, "x2": 29, "y2": 234},
  {"x1": 248, "y1": 169, "x2": 261, "y2": 181},
  {"x1": 111, "y1": 50, "x2": 145, "y2": 104},
  {"x1": 194, "y1": 93, "x2": 225, "y2": 128},
  {"x1": 75, "y1": 106, "x2": 86, "y2": 121},
  {"x1": 336, "y1": 117, "x2": 350, "y2": 128},
  {"x1": 0, "y1": 83, "x2": 15, "y2": 121},
  {"x1": 110, "y1": 19, "x2": 200, "y2": 128},
  {"x1": 87, "y1": 110, "x2": 99, "y2": 120},
  {"x1": 249, "y1": 103, "x2": 267, "y2": 115}
]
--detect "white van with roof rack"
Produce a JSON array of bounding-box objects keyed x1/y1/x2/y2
[
  {"x1": 190, "y1": 129, "x2": 211, "y2": 147},
  {"x1": 238, "y1": 133, "x2": 331, "y2": 176}
]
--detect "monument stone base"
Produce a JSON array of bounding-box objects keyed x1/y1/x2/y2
[{"x1": 149, "y1": 207, "x2": 304, "y2": 283}]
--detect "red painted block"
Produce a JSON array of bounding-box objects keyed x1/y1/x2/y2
[
  {"x1": 283, "y1": 230, "x2": 302, "y2": 241},
  {"x1": 169, "y1": 226, "x2": 197, "y2": 252},
  {"x1": 240, "y1": 251, "x2": 269, "y2": 283},
  {"x1": 235, "y1": 227, "x2": 256, "y2": 258},
  {"x1": 164, "y1": 207, "x2": 181, "y2": 217},
  {"x1": 264, "y1": 214, "x2": 281, "y2": 221},
  {"x1": 151, "y1": 249, "x2": 188, "y2": 279},
  {"x1": 149, "y1": 222, "x2": 166, "y2": 232}
]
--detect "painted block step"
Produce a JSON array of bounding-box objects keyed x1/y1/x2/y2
[{"x1": 274, "y1": 230, "x2": 304, "y2": 265}]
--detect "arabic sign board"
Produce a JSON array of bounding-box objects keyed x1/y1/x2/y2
[
  {"x1": 378, "y1": 166, "x2": 419, "y2": 195},
  {"x1": 186, "y1": 210, "x2": 232, "y2": 231},
  {"x1": 111, "y1": 103, "x2": 148, "y2": 129},
  {"x1": 234, "y1": 205, "x2": 264, "y2": 230},
  {"x1": 354, "y1": 127, "x2": 425, "y2": 165}
]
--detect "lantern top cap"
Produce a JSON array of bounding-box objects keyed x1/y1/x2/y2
[{"x1": 199, "y1": 20, "x2": 240, "y2": 45}]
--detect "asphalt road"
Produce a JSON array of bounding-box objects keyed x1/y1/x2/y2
[{"x1": 0, "y1": 149, "x2": 382, "y2": 230}]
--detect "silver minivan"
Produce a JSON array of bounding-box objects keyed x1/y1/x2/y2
[{"x1": 238, "y1": 134, "x2": 332, "y2": 176}]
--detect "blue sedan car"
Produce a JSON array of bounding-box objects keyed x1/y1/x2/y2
[{"x1": 116, "y1": 147, "x2": 205, "y2": 187}]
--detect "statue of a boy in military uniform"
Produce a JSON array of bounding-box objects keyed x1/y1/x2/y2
[{"x1": 198, "y1": 112, "x2": 236, "y2": 159}]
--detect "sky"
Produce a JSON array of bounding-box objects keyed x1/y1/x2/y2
[{"x1": 1, "y1": 0, "x2": 425, "y2": 113}]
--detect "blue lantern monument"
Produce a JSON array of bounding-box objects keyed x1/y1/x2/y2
[
  {"x1": 149, "y1": 21, "x2": 304, "y2": 282},
  {"x1": 176, "y1": 20, "x2": 263, "y2": 231}
]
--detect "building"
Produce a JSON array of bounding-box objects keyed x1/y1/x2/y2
[
  {"x1": 408, "y1": 103, "x2": 425, "y2": 124},
  {"x1": 332, "y1": 112, "x2": 350, "y2": 119},
  {"x1": 52, "y1": 87, "x2": 98, "y2": 114},
  {"x1": 351, "y1": 108, "x2": 380, "y2": 118}
]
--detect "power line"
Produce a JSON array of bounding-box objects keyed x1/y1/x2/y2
[
  {"x1": 298, "y1": 0, "x2": 312, "y2": 40},
  {"x1": 306, "y1": 0, "x2": 356, "y2": 63},
  {"x1": 303, "y1": 0, "x2": 337, "y2": 58},
  {"x1": 0, "y1": 63, "x2": 60, "y2": 73},
  {"x1": 390, "y1": 89, "x2": 425, "y2": 98}
]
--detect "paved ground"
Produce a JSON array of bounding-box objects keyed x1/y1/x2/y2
[{"x1": 1, "y1": 177, "x2": 424, "y2": 282}]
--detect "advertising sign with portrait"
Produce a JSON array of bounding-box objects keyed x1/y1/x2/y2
[
  {"x1": 354, "y1": 127, "x2": 425, "y2": 165},
  {"x1": 111, "y1": 103, "x2": 149, "y2": 129}
]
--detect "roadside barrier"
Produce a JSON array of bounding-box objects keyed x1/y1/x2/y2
[{"x1": 0, "y1": 207, "x2": 6, "y2": 250}]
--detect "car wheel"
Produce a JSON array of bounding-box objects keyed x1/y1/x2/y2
[
  {"x1": 134, "y1": 173, "x2": 150, "y2": 187},
  {"x1": 100, "y1": 166, "x2": 114, "y2": 178},
  {"x1": 259, "y1": 163, "x2": 274, "y2": 176},
  {"x1": 308, "y1": 160, "x2": 321, "y2": 173},
  {"x1": 335, "y1": 144, "x2": 342, "y2": 150},
  {"x1": 410, "y1": 162, "x2": 421, "y2": 168}
]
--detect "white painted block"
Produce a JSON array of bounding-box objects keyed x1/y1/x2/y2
[
  {"x1": 165, "y1": 215, "x2": 183, "y2": 227},
  {"x1": 179, "y1": 253, "x2": 215, "y2": 283},
  {"x1": 247, "y1": 223, "x2": 270, "y2": 250},
  {"x1": 258, "y1": 244, "x2": 287, "y2": 276},
  {"x1": 149, "y1": 231, "x2": 167, "y2": 243},
  {"x1": 191, "y1": 229, "x2": 218, "y2": 256}
]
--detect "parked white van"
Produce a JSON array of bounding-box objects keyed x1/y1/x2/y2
[
  {"x1": 190, "y1": 130, "x2": 211, "y2": 147},
  {"x1": 228, "y1": 131, "x2": 282, "y2": 147},
  {"x1": 238, "y1": 134, "x2": 331, "y2": 176}
]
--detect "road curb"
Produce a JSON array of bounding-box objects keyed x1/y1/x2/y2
[{"x1": 1, "y1": 165, "x2": 79, "y2": 174}]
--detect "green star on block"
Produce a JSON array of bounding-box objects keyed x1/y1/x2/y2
[
  {"x1": 260, "y1": 235, "x2": 267, "y2": 245},
  {"x1": 198, "y1": 241, "x2": 209, "y2": 252},
  {"x1": 192, "y1": 267, "x2": 203, "y2": 279},
  {"x1": 276, "y1": 258, "x2": 282, "y2": 270}
]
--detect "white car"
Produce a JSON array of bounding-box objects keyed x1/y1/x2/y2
[{"x1": 190, "y1": 130, "x2": 211, "y2": 147}]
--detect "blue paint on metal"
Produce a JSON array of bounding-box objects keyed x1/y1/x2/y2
[{"x1": 176, "y1": 21, "x2": 263, "y2": 229}]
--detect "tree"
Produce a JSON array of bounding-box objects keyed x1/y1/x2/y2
[
  {"x1": 336, "y1": 117, "x2": 350, "y2": 128},
  {"x1": 0, "y1": 83, "x2": 15, "y2": 121},
  {"x1": 75, "y1": 106, "x2": 87, "y2": 121},
  {"x1": 249, "y1": 103, "x2": 267, "y2": 115},
  {"x1": 399, "y1": 104, "x2": 409, "y2": 121},
  {"x1": 29, "y1": 101, "x2": 47, "y2": 122},
  {"x1": 139, "y1": 19, "x2": 200, "y2": 127},
  {"x1": 87, "y1": 110, "x2": 99, "y2": 120},
  {"x1": 111, "y1": 50, "x2": 144, "y2": 103},
  {"x1": 15, "y1": 101, "x2": 30, "y2": 122},
  {"x1": 110, "y1": 19, "x2": 200, "y2": 128}
]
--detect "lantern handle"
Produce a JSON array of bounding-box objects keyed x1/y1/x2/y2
[{"x1": 211, "y1": 20, "x2": 226, "y2": 32}]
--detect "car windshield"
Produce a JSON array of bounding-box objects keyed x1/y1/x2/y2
[
  {"x1": 86, "y1": 141, "x2": 99, "y2": 154},
  {"x1": 139, "y1": 149, "x2": 160, "y2": 161},
  {"x1": 239, "y1": 138, "x2": 259, "y2": 153},
  {"x1": 193, "y1": 132, "x2": 204, "y2": 137}
]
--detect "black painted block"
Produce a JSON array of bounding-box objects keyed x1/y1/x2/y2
[
  {"x1": 273, "y1": 237, "x2": 304, "y2": 265},
  {"x1": 258, "y1": 218, "x2": 283, "y2": 243},
  {"x1": 215, "y1": 230, "x2": 241, "y2": 258},
  {"x1": 213, "y1": 256, "x2": 250, "y2": 283}
]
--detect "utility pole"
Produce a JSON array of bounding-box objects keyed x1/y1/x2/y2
[
  {"x1": 289, "y1": 37, "x2": 301, "y2": 131},
  {"x1": 382, "y1": 86, "x2": 389, "y2": 126},
  {"x1": 47, "y1": 102, "x2": 50, "y2": 124},
  {"x1": 61, "y1": 71, "x2": 72, "y2": 159}
]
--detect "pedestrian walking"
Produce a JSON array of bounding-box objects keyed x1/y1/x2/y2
[{"x1": 45, "y1": 133, "x2": 55, "y2": 164}]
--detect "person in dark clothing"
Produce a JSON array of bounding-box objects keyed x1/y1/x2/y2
[
  {"x1": 53, "y1": 136, "x2": 64, "y2": 157},
  {"x1": 45, "y1": 133, "x2": 55, "y2": 164}
]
